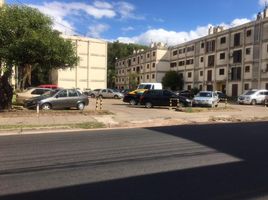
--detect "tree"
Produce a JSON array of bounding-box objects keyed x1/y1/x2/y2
[
  {"x1": 0, "y1": 5, "x2": 78, "y2": 110},
  {"x1": 107, "y1": 41, "x2": 148, "y2": 88},
  {"x1": 162, "y1": 71, "x2": 184, "y2": 91},
  {"x1": 128, "y1": 73, "x2": 138, "y2": 90}
]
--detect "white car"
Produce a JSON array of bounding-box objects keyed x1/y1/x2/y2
[
  {"x1": 237, "y1": 89, "x2": 268, "y2": 105},
  {"x1": 16, "y1": 87, "x2": 52, "y2": 105},
  {"x1": 192, "y1": 91, "x2": 219, "y2": 107}
]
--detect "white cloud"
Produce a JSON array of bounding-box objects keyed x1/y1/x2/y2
[
  {"x1": 121, "y1": 26, "x2": 134, "y2": 32},
  {"x1": 259, "y1": 0, "x2": 268, "y2": 6},
  {"x1": 116, "y1": 17, "x2": 252, "y2": 46},
  {"x1": 87, "y1": 24, "x2": 109, "y2": 38},
  {"x1": 114, "y1": 1, "x2": 144, "y2": 20},
  {"x1": 29, "y1": 1, "x2": 116, "y2": 35}
]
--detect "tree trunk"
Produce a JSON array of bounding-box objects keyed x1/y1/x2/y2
[
  {"x1": 19, "y1": 64, "x2": 32, "y2": 90},
  {"x1": 0, "y1": 70, "x2": 13, "y2": 111}
]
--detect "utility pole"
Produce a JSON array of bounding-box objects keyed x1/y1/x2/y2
[{"x1": 0, "y1": 0, "x2": 4, "y2": 7}]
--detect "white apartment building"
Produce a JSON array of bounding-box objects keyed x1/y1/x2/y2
[
  {"x1": 51, "y1": 35, "x2": 107, "y2": 90},
  {"x1": 115, "y1": 7, "x2": 268, "y2": 96},
  {"x1": 115, "y1": 42, "x2": 170, "y2": 90}
]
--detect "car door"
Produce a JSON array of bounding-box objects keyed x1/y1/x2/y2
[
  {"x1": 107, "y1": 89, "x2": 114, "y2": 98},
  {"x1": 162, "y1": 90, "x2": 175, "y2": 106},
  {"x1": 52, "y1": 89, "x2": 68, "y2": 108},
  {"x1": 68, "y1": 89, "x2": 80, "y2": 107}
]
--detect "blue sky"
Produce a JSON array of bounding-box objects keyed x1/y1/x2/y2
[{"x1": 6, "y1": 0, "x2": 268, "y2": 45}]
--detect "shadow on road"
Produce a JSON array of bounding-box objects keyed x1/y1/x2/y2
[{"x1": 2, "y1": 122, "x2": 268, "y2": 200}]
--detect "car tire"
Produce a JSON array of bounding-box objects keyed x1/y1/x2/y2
[
  {"x1": 251, "y1": 99, "x2": 257, "y2": 105},
  {"x1": 114, "y1": 95, "x2": 119, "y2": 99},
  {"x1": 90, "y1": 94, "x2": 95, "y2": 98},
  {"x1": 77, "y1": 102, "x2": 85, "y2": 110},
  {"x1": 145, "y1": 102, "x2": 153, "y2": 108},
  {"x1": 41, "y1": 103, "x2": 51, "y2": 110},
  {"x1": 129, "y1": 99, "x2": 136, "y2": 105}
]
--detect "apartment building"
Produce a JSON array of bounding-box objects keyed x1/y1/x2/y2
[
  {"x1": 51, "y1": 35, "x2": 107, "y2": 90},
  {"x1": 115, "y1": 42, "x2": 170, "y2": 89},
  {"x1": 115, "y1": 7, "x2": 268, "y2": 96}
]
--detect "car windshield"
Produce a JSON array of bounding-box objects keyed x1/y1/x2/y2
[
  {"x1": 138, "y1": 84, "x2": 151, "y2": 89},
  {"x1": 244, "y1": 90, "x2": 257, "y2": 95},
  {"x1": 197, "y1": 92, "x2": 212, "y2": 97}
]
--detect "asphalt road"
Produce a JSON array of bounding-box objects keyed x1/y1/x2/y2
[{"x1": 1, "y1": 122, "x2": 268, "y2": 200}]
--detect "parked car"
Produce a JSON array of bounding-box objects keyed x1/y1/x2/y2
[
  {"x1": 192, "y1": 91, "x2": 219, "y2": 107},
  {"x1": 123, "y1": 92, "x2": 141, "y2": 105},
  {"x1": 97, "y1": 89, "x2": 124, "y2": 99},
  {"x1": 88, "y1": 89, "x2": 101, "y2": 98},
  {"x1": 175, "y1": 90, "x2": 194, "y2": 99},
  {"x1": 139, "y1": 89, "x2": 192, "y2": 108},
  {"x1": 37, "y1": 84, "x2": 58, "y2": 89},
  {"x1": 16, "y1": 87, "x2": 52, "y2": 105},
  {"x1": 237, "y1": 89, "x2": 268, "y2": 105},
  {"x1": 215, "y1": 91, "x2": 227, "y2": 101},
  {"x1": 24, "y1": 89, "x2": 89, "y2": 110}
]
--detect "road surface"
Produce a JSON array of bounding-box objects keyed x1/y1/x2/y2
[{"x1": 1, "y1": 122, "x2": 268, "y2": 199}]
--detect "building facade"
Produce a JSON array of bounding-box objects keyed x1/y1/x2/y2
[
  {"x1": 115, "y1": 8, "x2": 268, "y2": 96},
  {"x1": 0, "y1": 0, "x2": 4, "y2": 7},
  {"x1": 51, "y1": 35, "x2": 107, "y2": 90},
  {"x1": 115, "y1": 42, "x2": 170, "y2": 90}
]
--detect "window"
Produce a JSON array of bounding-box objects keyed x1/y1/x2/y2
[
  {"x1": 199, "y1": 85, "x2": 203, "y2": 91},
  {"x1": 266, "y1": 83, "x2": 268, "y2": 90},
  {"x1": 231, "y1": 67, "x2": 242, "y2": 81},
  {"x1": 208, "y1": 55, "x2": 215, "y2": 67},
  {"x1": 179, "y1": 49, "x2": 182, "y2": 54},
  {"x1": 141, "y1": 55, "x2": 143, "y2": 59},
  {"x1": 233, "y1": 50, "x2": 242, "y2": 63},
  {"x1": 152, "y1": 63, "x2": 156, "y2": 68},
  {"x1": 170, "y1": 62, "x2": 177, "y2": 68},
  {"x1": 147, "y1": 64, "x2": 150, "y2": 69},
  {"x1": 68, "y1": 90, "x2": 78, "y2": 97},
  {"x1": 188, "y1": 72, "x2": 192, "y2": 78},
  {"x1": 31, "y1": 89, "x2": 49, "y2": 95},
  {"x1": 220, "y1": 37, "x2": 226, "y2": 44},
  {"x1": 246, "y1": 30, "x2": 252, "y2": 37},
  {"x1": 178, "y1": 61, "x2": 185, "y2": 66},
  {"x1": 220, "y1": 53, "x2": 225, "y2": 60},
  {"x1": 172, "y1": 50, "x2": 178, "y2": 56},
  {"x1": 153, "y1": 51, "x2": 156, "y2": 56},
  {"x1": 146, "y1": 75, "x2": 149, "y2": 79},
  {"x1": 58, "y1": 90, "x2": 67, "y2": 98},
  {"x1": 246, "y1": 48, "x2": 251, "y2": 55},
  {"x1": 186, "y1": 59, "x2": 194, "y2": 65},
  {"x1": 133, "y1": 67, "x2": 135, "y2": 71},
  {"x1": 244, "y1": 83, "x2": 249, "y2": 90},
  {"x1": 219, "y1": 68, "x2": 225, "y2": 75},
  {"x1": 207, "y1": 70, "x2": 212, "y2": 81},
  {"x1": 183, "y1": 48, "x2": 186, "y2": 53},
  {"x1": 201, "y1": 42, "x2": 204, "y2": 48},
  {"x1": 200, "y1": 57, "x2": 204, "y2": 62},
  {"x1": 234, "y1": 33, "x2": 241, "y2": 46},
  {"x1": 187, "y1": 85, "x2": 192, "y2": 90},
  {"x1": 200, "y1": 71, "x2": 203, "y2": 76},
  {"x1": 147, "y1": 53, "x2": 150, "y2": 58},
  {"x1": 245, "y1": 65, "x2": 250, "y2": 73},
  {"x1": 133, "y1": 58, "x2": 136, "y2": 62},
  {"x1": 206, "y1": 40, "x2": 215, "y2": 53},
  {"x1": 187, "y1": 46, "x2": 194, "y2": 52},
  {"x1": 152, "y1": 74, "x2": 155, "y2": 79}
]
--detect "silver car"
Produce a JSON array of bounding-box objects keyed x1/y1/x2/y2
[
  {"x1": 192, "y1": 91, "x2": 219, "y2": 107},
  {"x1": 24, "y1": 89, "x2": 89, "y2": 110},
  {"x1": 98, "y1": 89, "x2": 124, "y2": 99},
  {"x1": 238, "y1": 89, "x2": 268, "y2": 105}
]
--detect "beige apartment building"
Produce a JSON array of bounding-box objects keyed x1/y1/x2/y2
[
  {"x1": 115, "y1": 42, "x2": 170, "y2": 89},
  {"x1": 51, "y1": 35, "x2": 107, "y2": 90},
  {"x1": 115, "y1": 7, "x2": 268, "y2": 96}
]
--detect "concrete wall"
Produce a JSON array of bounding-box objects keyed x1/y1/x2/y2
[{"x1": 53, "y1": 35, "x2": 107, "y2": 90}]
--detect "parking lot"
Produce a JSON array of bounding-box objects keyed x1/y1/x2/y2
[{"x1": 86, "y1": 98, "x2": 268, "y2": 127}]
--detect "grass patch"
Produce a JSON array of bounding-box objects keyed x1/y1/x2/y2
[{"x1": 0, "y1": 122, "x2": 106, "y2": 131}]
